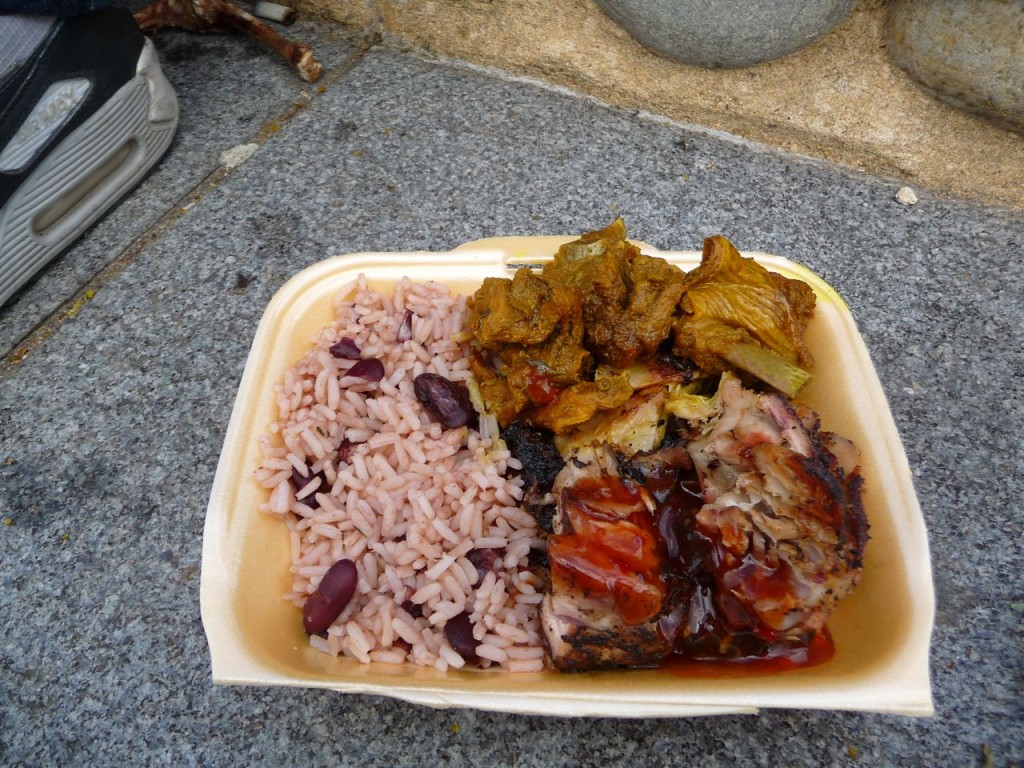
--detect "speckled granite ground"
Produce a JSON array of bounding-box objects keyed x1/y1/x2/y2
[{"x1": 1, "y1": 22, "x2": 1022, "y2": 768}]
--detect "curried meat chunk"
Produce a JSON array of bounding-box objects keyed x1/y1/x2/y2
[
  {"x1": 468, "y1": 352, "x2": 528, "y2": 427},
  {"x1": 541, "y1": 219, "x2": 636, "y2": 367},
  {"x1": 622, "y1": 253, "x2": 688, "y2": 359},
  {"x1": 468, "y1": 269, "x2": 573, "y2": 347},
  {"x1": 530, "y1": 374, "x2": 634, "y2": 434},
  {"x1": 467, "y1": 268, "x2": 591, "y2": 427},
  {"x1": 504, "y1": 301, "x2": 591, "y2": 388}
]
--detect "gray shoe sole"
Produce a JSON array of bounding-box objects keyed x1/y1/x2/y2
[{"x1": 0, "y1": 38, "x2": 179, "y2": 307}]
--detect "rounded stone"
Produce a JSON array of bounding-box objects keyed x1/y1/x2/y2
[
  {"x1": 886, "y1": 0, "x2": 1024, "y2": 130},
  {"x1": 593, "y1": 0, "x2": 858, "y2": 69}
]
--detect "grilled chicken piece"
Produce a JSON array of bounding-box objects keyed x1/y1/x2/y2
[
  {"x1": 540, "y1": 591, "x2": 669, "y2": 671},
  {"x1": 539, "y1": 447, "x2": 670, "y2": 671},
  {"x1": 685, "y1": 373, "x2": 868, "y2": 637}
]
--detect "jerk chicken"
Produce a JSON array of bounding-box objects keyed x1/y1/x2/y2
[
  {"x1": 684, "y1": 373, "x2": 868, "y2": 641},
  {"x1": 466, "y1": 219, "x2": 869, "y2": 671},
  {"x1": 541, "y1": 446, "x2": 671, "y2": 671}
]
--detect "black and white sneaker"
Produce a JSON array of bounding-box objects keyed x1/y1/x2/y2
[{"x1": 0, "y1": 9, "x2": 179, "y2": 306}]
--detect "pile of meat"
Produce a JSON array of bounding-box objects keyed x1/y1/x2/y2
[
  {"x1": 468, "y1": 220, "x2": 869, "y2": 671},
  {"x1": 523, "y1": 373, "x2": 867, "y2": 670}
]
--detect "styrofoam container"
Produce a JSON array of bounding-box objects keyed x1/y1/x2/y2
[{"x1": 201, "y1": 236, "x2": 935, "y2": 717}]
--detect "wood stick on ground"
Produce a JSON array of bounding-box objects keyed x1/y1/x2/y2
[{"x1": 134, "y1": 0, "x2": 322, "y2": 83}]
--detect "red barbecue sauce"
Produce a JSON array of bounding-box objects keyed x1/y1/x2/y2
[
  {"x1": 548, "y1": 459, "x2": 834, "y2": 672},
  {"x1": 547, "y1": 476, "x2": 665, "y2": 625},
  {"x1": 661, "y1": 628, "x2": 834, "y2": 679},
  {"x1": 526, "y1": 370, "x2": 561, "y2": 406}
]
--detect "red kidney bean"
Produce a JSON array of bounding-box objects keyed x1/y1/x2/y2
[
  {"x1": 444, "y1": 611, "x2": 479, "y2": 663},
  {"x1": 291, "y1": 465, "x2": 314, "y2": 493},
  {"x1": 413, "y1": 373, "x2": 478, "y2": 429},
  {"x1": 467, "y1": 547, "x2": 502, "y2": 587},
  {"x1": 291, "y1": 465, "x2": 327, "y2": 510},
  {"x1": 336, "y1": 438, "x2": 354, "y2": 464},
  {"x1": 397, "y1": 309, "x2": 414, "y2": 342},
  {"x1": 328, "y1": 337, "x2": 361, "y2": 359},
  {"x1": 400, "y1": 599, "x2": 423, "y2": 620},
  {"x1": 347, "y1": 358, "x2": 385, "y2": 382},
  {"x1": 302, "y1": 558, "x2": 358, "y2": 634}
]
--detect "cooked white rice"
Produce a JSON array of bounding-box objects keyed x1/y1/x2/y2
[{"x1": 255, "y1": 275, "x2": 546, "y2": 672}]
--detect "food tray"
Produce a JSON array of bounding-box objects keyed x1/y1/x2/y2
[{"x1": 201, "y1": 236, "x2": 935, "y2": 717}]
